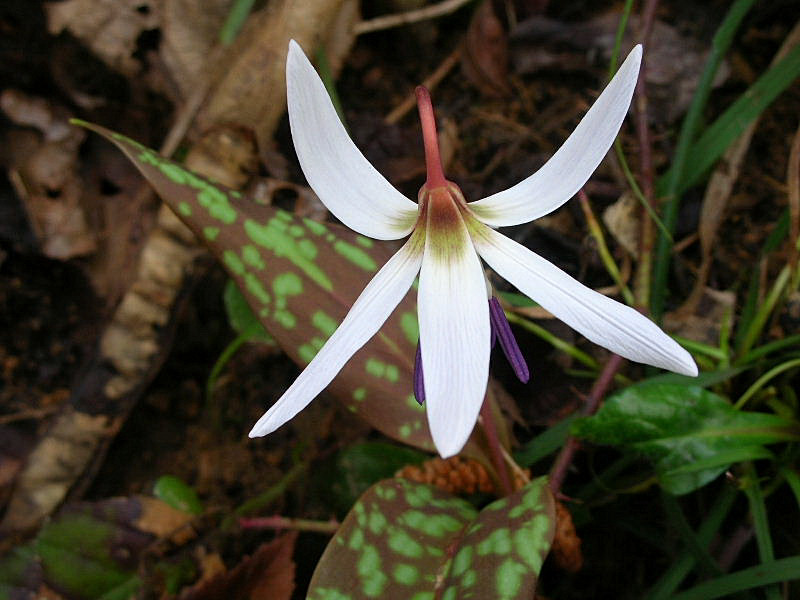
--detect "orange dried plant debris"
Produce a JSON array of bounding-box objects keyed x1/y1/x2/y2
[
  {"x1": 396, "y1": 456, "x2": 495, "y2": 495},
  {"x1": 551, "y1": 500, "x2": 583, "y2": 573}
]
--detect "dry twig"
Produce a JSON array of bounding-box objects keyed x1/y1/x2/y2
[{"x1": 354, "y1": 0, "x2": 473, "y2": 35}]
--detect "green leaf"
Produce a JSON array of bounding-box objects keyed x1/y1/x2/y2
[
  {"x1": 640, "y1": 367, "x2": 744, "y2": 389},
  {"x1": 223, "y1": 278, "x2": 275, "y2": 344},
  {"x1": 307, "y1": 477, "x2": 555, "y2": 599},
  {"x1": 153, "y1": 475, "x2": 204, "y2": 515},
  {"x1": 325, "y1": 442, "x2": 427, "y2": 515},
  {"x1": 571, "y1": 383, "x2": 800, "y2": 494}
]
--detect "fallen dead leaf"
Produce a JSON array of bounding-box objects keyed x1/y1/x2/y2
[
  {"x1": 45, "y1": 0, "x2": 161, "y2": 77},
  {"x1": 462, "y1": 0, "x2": 511, "y2": 97},
  {"x1": 159, "y1": 0, "x2": 232, "y2": 99},
  {"x1": 179, "y1": 532, "x2": 298, "y2": 600},
  {"x1": 1, "y1": 89, "x2": 95, "y2": 260},
  {"x1": 603, "y1": 192, "x2": 640, "y2": 257},
  {"x1": 665, "y1": 288, "x2": 735, "y2": 346},
  {"x1": 511, "y1": 10, "x2": 730, "y2": 122}
]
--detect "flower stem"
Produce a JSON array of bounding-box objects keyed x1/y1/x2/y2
[
  {"x1": 415, "y1": 86, "x2": 448, "y2": 188},
  {"x1": 549, "y1": 354, "x2": 625, "y2": 495},
  {"x1": 479, "y1": 395, "x2": 513, "y2": 496},
  {"x1": 239, "y1": 515, "x2": 340, "y2": 534}
]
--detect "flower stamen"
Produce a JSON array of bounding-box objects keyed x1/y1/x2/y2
[
  {"x1": 413, "y1": 297, "x2": 529, "y2": 406},
  {"x1": 489, "y1": 297, "x2": 530, "y2": 383}
]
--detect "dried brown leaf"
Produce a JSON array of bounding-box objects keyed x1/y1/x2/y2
[
  {"x1": 603, "y1": 192, "x2": 640, "y2": 257},
  {"x1": 1, "y1": 90, "x2": 95, "y2": 260},
  {"x1": 159, "y1": 0, "x2": 232, "y2": 99},
  {"x1": 462, "y1": 0, "x2": 511, "y2": 97},
  {"x1": 197, "y1": 0, "x2": 355, "y2": 153},
  {"x1": 45, "y1": 0, "x2": 160, "y2": 76},
  {"x1": 180, "y1": 533, "x2": 297, "y2": 600}
]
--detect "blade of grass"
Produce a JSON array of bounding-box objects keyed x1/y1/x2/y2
[
  {"x1": 780, "y1": 466, "x2": 800, "y2": 512},
  {"x1": 578, "y1": 191, "x2": 635, "y2": 305},
  {"x1": 670, "y1": 556, "x2": 800, "y2": 600},
  {"x1": 219, "y1": 0, "x2": 256, "y2": 45},
  {"x1": 669, "y1": 42, "x2": 800, "y2": 197},
  {"x1": 514, "y1": 416, "x2": 577, "y2": 467},
  {"x1": 737, "y1": 265, "x2": 791, "y2": 360},
  {"x1": 741, "y1": 465, "x2": 780, "y2": 600},
  {"x1": 651, "y1": 0, "x2": 756, "y2": 321},
  {"x1": 741, "y1": 334, "x2": 800, "y2": 364},
  {"x1": 661, "y1": 492, "x2": 723, "y2": 578},
  {"x1": 734, "y1": 357, "x2": 800, "y2": 409},
  {"x1": 607, "y1": 0, "x2": 635, "y2": 76},
  {"x1": 648, "y1": 484, "x2": 738, "y2": 600},
  {"x1": 315, "y1": 47, "x2": 348, "y2": 128},
  {"x1": 505, "y1": 311, "x2": 599, "y2": 370}
]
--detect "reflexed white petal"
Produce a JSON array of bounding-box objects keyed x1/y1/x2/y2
[
  {"x1": 472, "y1": 224, "x2": 698, "y2": 376},
  {"x1": 469, "y1": 45, "x2": 642, "y2": 227},
  {"x1": 419, "y1": 201, "x2": 491, "y2": 457},
  {"x1": 249, "y1": 234, "x2": 424, "y2": 438},
  {"x1": 287, "y1": 40, "x2": 417, "y2": 240}
]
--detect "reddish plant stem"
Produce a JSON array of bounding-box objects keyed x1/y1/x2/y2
[
  {"x1": 633, "y1": 0, "x2": 660, "y2": 309},
  {"x1": 480, "y1": 396, "x2": 514, "y2": 496},
  {"x1": 239, "y1": 515, "x2": 340, "y2": 534},
  {"x1": 416, "y1": 86, "x2": 448, "y2": 188},
  {"x1": 548, "y1": 354, "x2": 625, "y2": 495}
]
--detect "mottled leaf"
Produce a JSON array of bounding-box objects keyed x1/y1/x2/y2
[
  {"x1": 73, "y1": 120, "x2": 437, "y2": 452},
  {"x1": 0, "y1": 496, "x2": 194, "y2": 599},
  {"x1": 572, "y1": 383, "x2": 800, "y2": 494},
  {"x1": 308, "y1": 477, "x2": 555, "y2": 599}
]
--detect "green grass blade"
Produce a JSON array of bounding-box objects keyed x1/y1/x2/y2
[
  {"x1": 669, "y1": 43, "x2": 800, "y2": 196},
  {"x1": 608, "y1": 0, "x2": 635, "y2": 77},
  {"x1": 647, "y1": 484, "x2": 738, "y2": 599},
  {"x1": 219, "y1": 0, "x2": 256, "y2": 45},
  {"x1": 736, "y1": 265, "x2": 791, "y2": 360},
  {"x1": 742, "y1": 334, "x2": 800, "y2": 364},
  {"x1": 741, "y1": 464, "x2": 781, "y2": 600},
  {"x1": 670, "y1": 556, "x2": 800, "y2": 600},
  {"x1": 661, "y1": 493, "x2": 723, "y2": 578},
  {"x1": 651, "y1": 0, "x2": 756, "y2": 321},
  {"x1": 514, "y1": 416, "x2": 577, "y2": 467}
]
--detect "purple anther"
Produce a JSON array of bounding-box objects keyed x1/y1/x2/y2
[
  {"x1": 413, "y1": 342, "x2": 425, "y2": 405},
  {"x1": 489, "y1": 297, "x2": 530, "y2": 383}
]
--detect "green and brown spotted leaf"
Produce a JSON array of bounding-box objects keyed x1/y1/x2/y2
[
  {"x1": 73, "y1": 121, "x2": 496, "y2": 456},
  {"x1": 0, "y1": 496, "x2": 194, "y2": 599},
  {"x1": 307, "y1": 477, "x2": 555, "y2": 600}
]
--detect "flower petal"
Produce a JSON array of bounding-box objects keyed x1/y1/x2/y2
[
  {"x1": 287, "y1": 40, "x2": 418, "y2": 239},
  {"x1": 249, "y1": 232, "x2": 424, "y2": 438},
  {"x1": 469, "y1": 45, "x2": 642, "y2": 227},
  {"x1": 419, "y1": 197, "x2": 491, "y2": 457},
  {"x1": 472, "y1": 223, "x2": 698, "y2": 376}
]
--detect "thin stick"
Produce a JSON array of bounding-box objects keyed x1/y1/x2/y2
[
  {"x1": 354, "y1": 0, "x2": 474, "y2": 35},
  {"x1": 787, "y1": 120, "x2": 800, "y2": 276},
  {"x1": 385, "y1": 47, "x2": 461, "y2": 125},
  {"x1": 549, "y1": 354, "x2": 625, "y2": 495},
  {"x1": 239, "y1": 515, "x2": 340, "y2": 534},
  {"x1": 633, "y1": 0, "x2": 660, "y2": 309}
]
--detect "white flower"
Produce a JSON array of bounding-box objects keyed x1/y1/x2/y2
[{"x1": 249, "y1": 40, "x2": 697, "y2": 457}]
